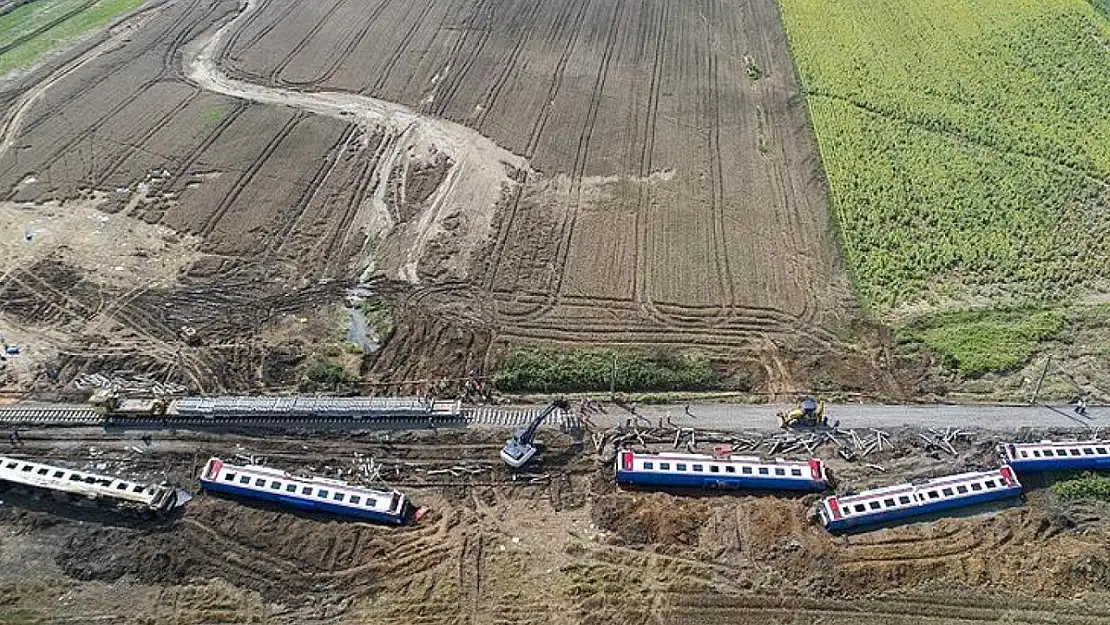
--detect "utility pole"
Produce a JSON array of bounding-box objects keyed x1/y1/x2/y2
[
  {"x1": 609, "y1": 352, "x2": 617, "y2": 401},
  {"x1": 1030, "y1": 355, "x2": 1051, "y2": 405}
]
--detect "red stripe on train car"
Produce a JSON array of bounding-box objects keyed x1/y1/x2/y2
[
  {"x1": 621, "y1": 451, "x2": 634, "y2": 471},
  {"x1": 827, "y1": 497, "x2": 842, "y2": 520},
  {"x1": 809, "y1": 459, "x2": 822, "y2": 480},
  {"x1": 205, "y1": 458, "x2": 223, "y2": 479},
  {"x1": 999, "y1": 465, "x2": 1015, "y2": 487}
]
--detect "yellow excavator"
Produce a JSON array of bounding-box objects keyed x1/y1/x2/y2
[{"x1": 778, "y1": 397, "x2": 830, "y2": 429}]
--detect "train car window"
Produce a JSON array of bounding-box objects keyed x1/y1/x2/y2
[
  {"x1": 3, "y1": 462, "x2": 15, "y2": 469},
  {"x1": 302, "y1": 487, "x2": 312, "y2": 495},
  {"x1": 774, "y1": 468, "x2": 785, "y2": 476},
  {"x1": 928, "y1": 491, "x2": 939, "y2": 499},
  {"x1": 133, "y1": 485, "x2": 144, "y2": 492},
  {"x1": 35, "y1": 468, "x2": 47, "y2": 475},
  {"x1": 255, "y1": 478, "x2": 266, "y2": 487},
  {"x1": 693, "y1": 464, "x2": 703, "y2": 472},
  {"x1": 984, "y1": 480, "x2": 996, "y2": 488},
  {"x1": 883, "y1": 498, "x2": 895, "y2": 507},
  {"x1": 367, "y1": 498, "x2": 377, "y2": 508},
  {"x1": 868, "y1": 501, "x2": 881, "y2": 510},
  {"x1": 941, "y1": 488, "x2": 953, "y2": 497},
  {"x1": 1070, "y1": 449, "x2": 1081, "y2": 456},
  {"x1": 350, "y1": 495, "x2": 361, "y2": 504},
  {"x1": 285, "y1": 484, "x2": 296, "y2": 492},
  {"x1": 725, "y1": 466, "x2": 736, "y2": 473},
  {"x1": 756, "y1": 467, "x2": 768, "y2": 475},
  {"x1": 1019, "y1": 451, "x2": 1028, "y2": 458},
  {"x1": 710, "y1": 465, "x2": 720, "y2": 473},
  {"x1": 643, "y1": 462, "x2": 654, "y2": 470},
  {"x1": 1098, "y1": 448, "x2": 1108, "y2": 454},
  {"x1": 898, "y1": 496, "x2": 911, "y2": 505},
  {"x1": 1032, "y1": 450, "x2": 1041, "y2": 457},
  {"x1": 956, "y1": 485, "x2": 968, "y2": 494},
  {"x1": 970, "y1": 483, "x2": 982, "y2": 491},
  {"x1": 270, "y1": 481, "x2": 282, "y2": 490},
  {"x1": 20, "y1": 465, "x2": 31, "y2": 472},
  {"x1": 224, "y1": 473, "x2": 236, "y2": 481},
  {"x1": 240, "y1": 476, "x2": 250, "y2": 484},
  {"x1": 659, "y1": 463, "x2": 670, "y2": 470},
  {"x1": 791, "y1": 468, "x2": 802, "y2": 476},
  {"x1": 318, "y1": 489, "x2": 329, "y2": 498},
  {"x1": 742, "y1": 466, "x2": 752, "y2": 474},
  {"x1": 334, "y1": 493, "x2": 344, "y2": 501},
  {"x1": 1056, "y1": 450, "x2": 1068, "y2": 457},
  {"x1": 1083, "y1": 448, "x2": 1094, "y2": 455},
  {"x1": 854, "y1": 504, "x2": 866, "y2": 513},
  {"x1": 676, "y1": 464, "x2": 687, "y2": 471}
]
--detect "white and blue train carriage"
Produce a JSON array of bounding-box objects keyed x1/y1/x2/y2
[
  {"x1": 200, "y1": 457, "x2": 409, "y2": 525},
  {"x1": 615, "y1": 449, "x2": 829, "y2": 492},
  {"x1": 816, "y1": 466, "x2": 1022, "y2": 533},
  {"x1": 999, "y1": 440, "x2": 1110, "y2": 473}
]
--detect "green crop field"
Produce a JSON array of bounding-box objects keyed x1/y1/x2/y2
[
  {"x1": 0, "y1": 0, "x2": 145, "y2": 77},
  {"x1": 779, "y1": 0, "x2": 1110, "y2": 318}
]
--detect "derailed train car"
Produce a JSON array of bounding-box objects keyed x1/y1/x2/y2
[
  {"x1": 615, "y1": 449, "x2": 829, "y2": 492},
  {"x1": 0, "y1": 455, "x2": 184, "y2": 515},
  {"x1": 815, "y1": 466, "x2": 1022, "y2": 533},
  {"x1": 199, "y1": 457, "x2": 410, "y2": 525}
]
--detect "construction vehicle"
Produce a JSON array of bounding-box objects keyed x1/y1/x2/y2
[
  {"x1": 777, "y1": 397, "x2": 834, "y2": 429},
  {"x1": 500, "y1": 399, "x2": 569, "y2": 469},
  {"x1": 88, "y1": 388, "x2": 167, "y2": 417}
]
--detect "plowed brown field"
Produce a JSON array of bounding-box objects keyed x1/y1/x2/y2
[{"x1": 0, "y1": 0, "x2": 887, "y2": 394}]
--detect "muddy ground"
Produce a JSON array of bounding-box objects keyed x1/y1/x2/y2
[{"x1": 0, "y1": 425, "x2": 1108, "y2": 623}]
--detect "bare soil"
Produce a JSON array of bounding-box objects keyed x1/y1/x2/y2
[
  {"x1": 0, "y1": 426, "x2": 1107, "y2": 623},
  {"x1": 0, "y1": 0, "x2": 904, "y2": 397}
]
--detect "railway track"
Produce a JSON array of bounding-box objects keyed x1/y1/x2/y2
[{"x1": 0, "y1": 406, "x2": 581, "y2": 431}]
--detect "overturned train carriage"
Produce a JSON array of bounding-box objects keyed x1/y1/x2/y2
[
  {"x1": 199, "y1": 457, "x2": 409, "y2": 525},
  {"x1": 0, "y1": 455, "x2": 182, "y2": 514},
  {"x1": 1000, "y1": 440, "x2": 1110, "y2": 473},
  {"x1": 817, "y1": 466, "x2": 1022, "y2": 533},
  {"x1": 615, "y1": 450, "x2": 829, "y2": 492}
]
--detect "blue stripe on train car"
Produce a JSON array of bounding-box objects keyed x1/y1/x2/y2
[
  {"x1": 1009, "y1": 457, "x2": 1110, "y2": 473},
  {"x1": 200, "y1": 479, "x2": 406, "y2": 525},
  {"x1": 616, "y1": 469, "x2": 826, "y2": 492},
  {"x1": 823, "y1": 487, "x2": 1022, "y2": 533}
]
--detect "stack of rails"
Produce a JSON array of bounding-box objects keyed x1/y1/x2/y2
[
  {"x1": 614, "y1": 450, "x2": 829, "y2": 492},
  {"x1": 816, "y1": 466, "x2": 1022, "y2": 532},
  {"x1": 172, "y1": 395, "x2": 457, "y2": 419},
  {"x1": 1000, "y1": 440, "x2": 1110, "y2": 473},
  {"x1": 199, "y1": 457, "x2": 410, "y2": 525},
  {"x1": 0, "y1": 455, "x2": 181, "y2": 514}
]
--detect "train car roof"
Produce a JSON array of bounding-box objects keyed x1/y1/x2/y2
[{"x1": 629, "y1": 450, "x2": 814, "y2": 465}]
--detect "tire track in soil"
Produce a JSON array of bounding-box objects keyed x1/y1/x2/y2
[
  {"x1": 165, "y1": 99, "x2": 249, "y2": 191},
  {"x1": 196, "y1": 112, "x2": 303, "y2": 238},
  {"x1": 505, "y1": 0, "x2": 624, "y2": 326},
  {"x1": 259, "y1": 122, "x2": 358, "y2": 263},
  {"x1": 522, "y1": 0, "x2": 589, "y2": 160},
  {"x1": 301, "y1": 0, "x2": 392, "y2": 87},
  {"x1": 426, "y1": 0, "x2": 494, "y2": 118},
  {"x1": 473, "y1": 0, "x2": 544, "y2": 132},
  {"x1": 267, "y1": 0, "x2": 348, "y2": 87},
  {"x1": 364, "y1": 0, "x2": 438, "y2": 97},
  {"x1": 217, "y1": 0, "x2": 291, "y2": 70},
  {"x1": 481, "y1": 0, "x2": 587, "y2": 301},
  {"x1": 311, "y1": 133, "x2": 386, "y2": 266},
  {"x1": 93, "y1": 89, "x2": 202, "y2": 187},
  {"x1": 1, "y1": 0, "x2": 186, "y2": 145},
  {"x1": 0, "y1": 0, "x2": 208, "y2": 196}
]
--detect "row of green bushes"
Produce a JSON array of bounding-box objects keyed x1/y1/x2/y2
[{"x1": 493, "y1": 348, "x2": 720, "y2": 393}]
